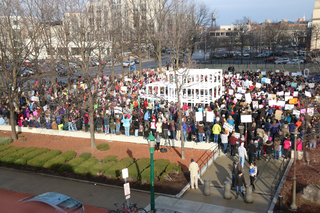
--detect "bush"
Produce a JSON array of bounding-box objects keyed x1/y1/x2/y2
[
  {"x1": 0, "y1": 145, "x2": 13, "y2": 152},
  {"x1": 43, "y1": 151, "x2": 77, "y2": 169},
  {"x1": 79, "y1": 153, "x2": 91, "y2": 160},
  {"x1": 104, "y1": 158, "x2": 135, "y2": 178},
  {"x1": 128, "y1": 158, "x2": 150, "y2": 180},
  {"x1": 159, "y1": 163, "x2": 182, "y2": 181},
  {"x1": 18, "y1": 135, "x2": 26, "y2": 141},
  {"x1": 96, "y1": 143, "x2": 110, "y2": 151},
  {"x1": 0, "y1": 137, "x2": 13, "y2": 145},
  {"x1": 0, "y1": 146, "x2": 25, "y2": 159},
  {"x1": 27, "y1": 150, "x2": 61, "y2": 167},
  {"x1": 89, "y1": 161, "x2": 117, "y2": 176},
  {"x1": 103, "y1": 155, "x2": 118, "y2": 163},
  {"x1": 14, "y1": 148, "x2": 49, "y2": 166},
  {"x1": 0, "y1": 146, "x2": 37, "y2": 165},
  {"x1": 74, "y1": 157, "x2": 99, "y2": 175},
  {"x1": 58, "y1": 157, "x2": 85, "y2": 174},
  {"x1": 141, "y1": 159, "x2": 170, "y2": 183}
]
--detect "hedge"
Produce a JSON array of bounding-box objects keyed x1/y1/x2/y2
[
  {"x1": 74, "y1": 157, "x2": 99, "y2": 175},
  {"x1": 127, "y1": 158, "x2": 150, "y2": 180},
  {"x1": 58, "y1": 157, "x2": 85, "y2": 174},
  {"x1": 27, "y1": 150, "x2": 61, "y2": 167},
  {"x1": 0, "y1": 137, "x2": 13, "y2": 145},
  {"x1": 159, "y1": 163, "x2": 182, "y2": 181},
  {"x1": 14, "y1": 148, "x2": 50, "y2": 166},
  {"x1": 79, "y1": 153, "x2": 91, "y2": 160},
  {"x1": 103, "y1": 155, "x2": 118, "y2": 163},
  {"x1": 0, "y1": 146, "x2": 37, "y2": 165},
  {"x1": 104, "y1": 157, "x2": 135, "y2": 178},
  {"x1": 43, "y1": 151, "x2": 77, "y2": 169},
  {"x1": 0, "y1": 145, "x2": 13, "y2": 152},
  {"x1": 141, "y1": 159, "x2": 170, "y2": 183},
  {"x1": 96, "y1": 143, "x2": 110, "y2": 151},
  {"x1": 0, "y1": 146, "x2": 25, "y2": 159},
  {"x1": 89, "y1": 161, "x2": 117, "y2": 176}
]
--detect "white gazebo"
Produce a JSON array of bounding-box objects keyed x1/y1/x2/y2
[{"x1": 141, "y1": 68, "x2": 223, "y2": 106}]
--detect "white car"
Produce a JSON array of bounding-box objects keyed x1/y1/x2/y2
[
  {"x1": 122, "y1": 60, "x2": 135, "y2": 67},
  {"x1": 287, "y1": 59, "x2": 304, "y2": 64},
  {"x1": 274, "y1": 58, "x2": 290, "y2": 64}
]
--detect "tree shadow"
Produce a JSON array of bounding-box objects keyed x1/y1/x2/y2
[{"x1": 177, "y1": 160, "x2": 187, "y2": 172}]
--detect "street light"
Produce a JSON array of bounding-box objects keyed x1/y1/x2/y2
[
  {"x1": 290, "y1": 127, "x2": 299, "y2": 211},
  {"x1": 147, "y1": 133, "x2": 155, "y2": 212}
]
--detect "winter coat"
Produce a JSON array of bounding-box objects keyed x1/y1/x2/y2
[
  {"x1": 283, "y1": 140, "x2": 291, "y2": 150},
  {"x1": 122, "y1": 114, "x2": 132, "y2": 127},
  {"x1": 212, "y1": 123, "x2": 221, "y2": 134},
  {"x1": 265, "y1": 140, "x2": 274, "y2": 154},
  {"x1": 197, "y1": 123, "x2": 205, "y2": 133},
  {"x1": 234, "y1": 174, "x2": 246, "y2": 187}
]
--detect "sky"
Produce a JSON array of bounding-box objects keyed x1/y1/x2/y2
[{"x1": 202, "y1": 0, "x2": 315, "y2": 25}]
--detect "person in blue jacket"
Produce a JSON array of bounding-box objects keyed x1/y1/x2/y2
[{"x1": 123, "y1": 114, "x2": 132, "y2": 136}]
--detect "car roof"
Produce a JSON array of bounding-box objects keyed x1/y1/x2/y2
[{"x1": 29, "y1": 192, "x2": 70, "y2": 206}]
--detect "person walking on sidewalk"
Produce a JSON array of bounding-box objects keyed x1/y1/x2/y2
[
  {"x1": 189, "y1": 159, "x2": 199, "y2": 190},
  {"x1": 234, "y1": 171, "x2": 246, "y2": 199},
  {"x1": 247, "y1": 140, "x2": 256, "y2": 165},
  {"x1": 249, "y1": 162, "x2": 257, "y2": 192},
  {"x1": 231, "y1": 160, "x2": 242, "y2": 189},
  {"x1": 238, "y1": 143, "x2": 248, "y2": 169}
]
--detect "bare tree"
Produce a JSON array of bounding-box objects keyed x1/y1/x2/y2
[
  {"x1": 234, "y1": 16, "x2": 250, "y2": 64},
  {"x1": 264, "y1": 22, "x2": 286, "y2": 61}
]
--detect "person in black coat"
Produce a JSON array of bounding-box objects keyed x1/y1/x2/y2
[
  {"x1": 247, "y1": 140, "x2": 256, "y2": 164},
  {"x1": 234, "y1": 171, "x2": 247, "y2": 199}
]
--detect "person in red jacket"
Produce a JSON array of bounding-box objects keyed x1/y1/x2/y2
[
  {"x1": 296, "y1": 138, "x2": 302, "y2": 151},
  {"x1": 229, "y1": 133, "x2": 238, "y2": 156},
  {"x1": 84, "y1": 114, "x2": 89, "y2": 132}
]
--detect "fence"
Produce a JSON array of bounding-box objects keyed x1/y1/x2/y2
[{"x1": 270, "y1": 159, "x2": 290, "y2": 199}]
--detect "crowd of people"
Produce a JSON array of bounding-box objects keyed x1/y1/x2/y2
[{"x1": 0, "y1": 67, "x2": 319, "y2": 177}]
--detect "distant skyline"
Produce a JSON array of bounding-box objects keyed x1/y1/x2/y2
[{"x1": 203, "y1": 0, "x2": 315, "y2": 25}]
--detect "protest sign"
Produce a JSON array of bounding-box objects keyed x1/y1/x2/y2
[
  {"x1": 231, "y1": 82, "x2": 236, "y2": 89},
  {"x1": 277, "y1": 91, "x2": 284, "y2": 96},
  {"x1": 114, "y1": 106, "x2": 122, "y2": 114},
  {"x1": 308, "y1": 83, "x2": 315, "y2": 88},
  {"x1": 277, "y1": 101, "x2": 286, "y2": 107},
  {"x1": 229, "y1": 89, "x2": 234, "y2": 95},
  {"x1": 293, "y1": 91, "x2": 298, "y2": 97},
  {"x1": 307, "y1": 108, "x2": 314, "y2": 116},
  {"x1": 235, "y1": 94, "x2": 242, "y2": 100},
  {"x1": 223, "y1": 122, "x2": 234, "y2": 132},
  {"x1": 196, "y1": 112, "x2": 203, "y2": 122},
  {"x1": 269, "y1": 94, "x2": 277, "y2": 100},
  {"x1": 252, "y1": 101, "x2": 258, "y2": 109},
  {"x1": 275, "y1": 110, "x2": 283, "y2": 120},
  {"x1": 285, "y1": 92, "x2": 290, "y2": 96},
  {"x1": 259, "y1": 104, "x2": 264, "y2": 109},
  {"x1": 289, "y1": 98, "x2": 297, "y2": 104},
  {"x1": 300, "y1": 109, "x2": 306, "y2": 114},
  {"x1": 293, "y1": 110, "x2": 300, "y2": 116},
  {"x1": 276, "y1": 70, "x2": 280, "y2": 73},
  {"x1": 265, "y1": 78, "x2": 271, "y2": 84},
  {"x1": 261, "y1": 71, "x2": 266, "y2": 76},
  {"x1": 245, "y1": 93, "x2": 252, "y2": 103},
  {"x1": 235, "y1": 133, "x2": 240, "y2": 139},
  {"x1": 256, "y1": 83, "x2": 261, "y2": 88},
  {"x1": 285, "y1": 104, "x2": 294, "y2": 110},
  {"x1": 305, "y1": 91, "x2": 311, "y2": 97},
  {"x1": 31, "y1": 96, "x2": 39, "y2": 102},
  {"x1": 241, "y1": 115, "x2": 252, "y2": 123},
  {"x1": 261, "y1": 77, "x2": 266, "y2": 83},
  {"x1": 291, "y1": 82, "x2": 297, "y2": 88},
  {"x1": 206, "y1": 111, "x2": 214, "y2": 122},
  {"x1": 269, "y1": 100, "x2": 277, "y2": 107},
  {"x1": 237, "y1": 87, "x2": 242, "y2": 93},
  {"x1": 285, "y1": 96, "x2": 293, "y2": 101},
  {"x1": 121, "y1": 86, "x2": 127, "y2": 92},
  {"x1": 284, "y1": 71, "x2": 289, "y2": 76}
]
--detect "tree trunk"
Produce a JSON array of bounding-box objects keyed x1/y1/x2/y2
[
  {"x1": 35, "y1": 57, "x2": 41, "y2": 85},
  {"x1": 174, "y1": 69, "x2": 184, "y2": 159},
  {"x1": 155, "y1": 57, "x2": 158, "y2": 71},
  {"x1": 241, "y1": 45, "x2": 243, "y2": 64},
  {"x1": 88, "y1": 92, "x2": 96, "y2": 149},
  {"x1": 158, "y1": 41, "x2": 162, "y2": 72},
  {"x1": 9, "y1": 101, "x2": 17, "y2": 140}
]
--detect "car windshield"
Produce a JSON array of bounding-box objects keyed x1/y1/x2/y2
[{"x1": 57, "y1": 198, "x2": 81, "y2": 210}]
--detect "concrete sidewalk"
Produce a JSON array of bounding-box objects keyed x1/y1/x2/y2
[{"x1": 0, "y1": 125, "x2": 216, "y2": 151}]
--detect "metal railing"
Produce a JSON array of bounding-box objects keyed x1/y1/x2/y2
[{"x1": 270, "y1": 159, "x2": 289, "y2": 199}]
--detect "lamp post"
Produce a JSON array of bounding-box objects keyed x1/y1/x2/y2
[
  {"x1": 290, "y1": 128, "x2": 299, "y2": 211},
  {"x1": 147, "y1": 133, "x2": 155, "y2": 212}
]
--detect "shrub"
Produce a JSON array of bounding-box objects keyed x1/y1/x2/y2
[
  {"x1": 141, "y1": 159, "x2": 170, "y2": 183},
  {"x1": 0, "y1": 145, "x2": 13, "y2": 152},
  {"x1": 0, "y1": 146, "x2": 37, "y2": 165},
  {"x1": 96, "y1": 143, "x2": 110, "y2": 151},
  {"x1": 58, "y1": 157, "x2": 85, "y2": 174},
  {"x1": 74, "y1": 157, "x2": 99, "y2": 175},
  {"x1": 89, "y1": 161, "x2": 117, "y2": 176},
  {"x1": 18, "y1": 135, "x2": 26, "y2": 141},
  {"x1": 0, "y1": 137, "x2": 13, "y2": 145},
  {"x1": 104, "y1": 158, "x2": 134, "y2": 178},
  {"x1": 27, "y1": 150, "x2": 61, "y2": 167},
  {"x1": 103, "y1": 155, "x2": 118, "y2": 163},
  {"x1": 0, "y1": 146, "x2": 25, "y2": 159},
  {"x1": 128, "y1": 158, "x2": 150, "y2": 180},
  {"x1": 14, "y1": 148, "x2": 49, "y2": 166},
  {"x1": 79, "y1": 153, "x2": 91, "y2": 160},
  {"x1": 159, "y1": 163, "x2": 182, "y2": 181},
  {"x1": 43, "y1": 151, "x2": 77, "y2": 169}
]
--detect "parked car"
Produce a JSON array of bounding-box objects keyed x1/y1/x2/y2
[
  {"x1": 18, "y1": 192, "x2": 86, "y2": 213},
  {"x1": 274, "y1": 58, "x2": 290, "y2": 64},
  {"x1": 287, "y1": 59, "x2": 304, "y2": 64},
  {"x1": 265, "y1": 57, "x2": 279, "y2": 62},
  {"x1": 122, "y1": 60, "x2": 135, "y2": 67},
  {"x1": 133, "y1": 58, "x2": 140, "y2": 64},
  {"x1": 90, "y1": 59, "x2": 99, "y2": 66}
]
